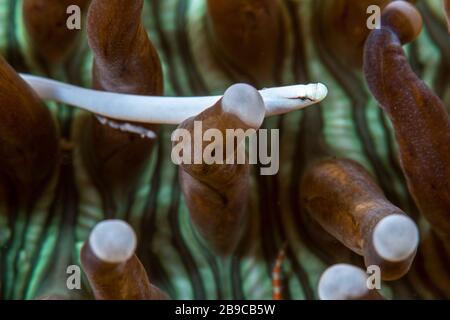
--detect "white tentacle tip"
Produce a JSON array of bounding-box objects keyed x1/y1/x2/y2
[
  {"x1": 89, "y1": 219, "x2": 137, "y2": 264},
  {"x1": 222, "y1": 83, "x2": 266, "y2": 128},
  {"x1": 260, "y1": 82, "x2": 328, "y2": 101},
  {"x1": 373, "y1": 214, "x2": 419, "y2": 262},
  {"x1": 318, "y1": 264, "x2": 369, "y2": 300},
  {"x1": 308, "y1": 83, "x2": 328, "y2": 102}
]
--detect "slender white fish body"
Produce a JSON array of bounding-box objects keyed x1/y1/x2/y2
[{"x1": 20, "y1": 74, "x2": 328, "y2": 125}]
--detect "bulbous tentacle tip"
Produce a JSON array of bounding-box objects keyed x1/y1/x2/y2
[
  {"x1": 373, "y1": 214, "x2": 419, "y2": 262},
  {"x1": 89, "y1": 219, "x2": 137, "y2": 264},
  {"x1": 222, "y1": 83, "x2": 265, "y2": 129},
  {"x1": 382, "y1": 0, "x2": 423, "y2": 44},
  {"x1": 310, "y1": 83, "x2": 328, "y2": 102},
  {"x1": 318, "y1": 264, "x2": 370, "y2": 300}
]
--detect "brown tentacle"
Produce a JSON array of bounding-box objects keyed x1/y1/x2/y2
[
  {"x1": 444, "y1": 0, "x2": 450, "y2": 33},
  {"x1": 364, "y1": 1, "x2": 450, "y2": 238},
  {"x1": 316, "y1": 0, "x2": 390, "y2": 69},
  {"x1": 206, "y1": 0, "x2": 283, "y2": 86},
  {"x1": 80, "y1": 220, "x2": 168, "y2": 300},
  {"x1": 0, "y1": 56, "x2": 58, "y2": 203},
  {"x1": 301, "y1": 158, "x2": 418, "y2": 280},
  {"x1": 23, "y1": 0, "x2": 90, "y2": 65},
  {"x1": 83, "y1": 0, "x2": 163, "y2": 215},
  {"x1": 176, "y1": 84, "x2": 265, "y2": 255}
]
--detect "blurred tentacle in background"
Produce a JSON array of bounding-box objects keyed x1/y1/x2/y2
[
  {"x1": 82, "y1": 0, "x2": 163, "y2": 218},
  {"x1": 444, "y1": 0, "x2": 450, "y2": 33},
  {"x1": 23, "y1": 0, "x2": 91, "y2": 67},
  {"x1": 206, "y1": 0, "x2": 285, "y2": 86},
  {"x1": 0, "y1": 56, "x2": 58, "y2": 206}
]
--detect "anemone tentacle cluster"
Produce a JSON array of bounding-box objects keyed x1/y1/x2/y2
[{"x1": 0, "y1": 0, "x2": 449, "y2": 300}]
